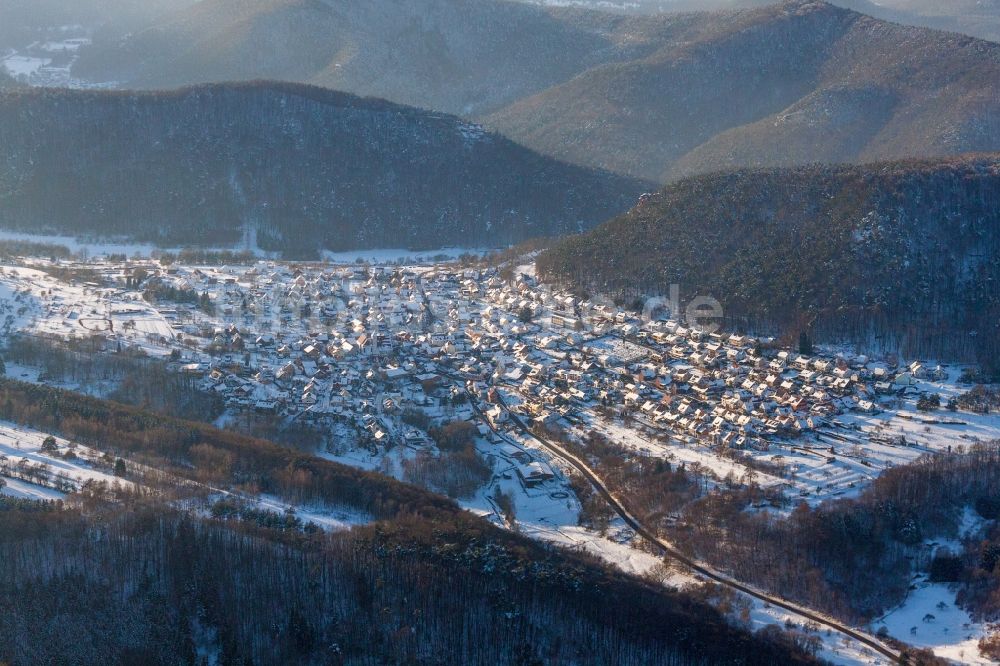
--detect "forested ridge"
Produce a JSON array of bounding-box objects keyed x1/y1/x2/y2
[
  {"x1": 0, "y1": 379, "x2": 827, "y2": 665},
  {"x1": 487, "y1": 0, "x2": 1000, "y2": 181},
  {"x1": 68, "y1": 1, "x2": 1000, "y2": 181},
  {"x1": 675, "y1": 443, "x2": 1000, "y2": 624},
  {"x1": 538, "y1": 155, "x2": 1000, "y2": 368},
  {"x1": 0, "y1": 82, "x2": 646, "y2": 256},
  {"x1": 0, "y1": 502, "x2": 827, "y2": 665}
]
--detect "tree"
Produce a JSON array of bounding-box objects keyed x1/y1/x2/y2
[
  {"x1": 916, "y1": 393, "x2": 941, "y2": 412},
  {"x1": 40, "y1": 436, "x2": 58, "y2": 454},
  {"x1": 928, "y1": 551, "x2": 963, "y2": 582},
  {"x1": 114, "y1": 458, "x2": 127, "y2": 477},
  {"x1": 798, "y1": 330, "x2": 813, "y2": 355},
  {"x1": 430, "y1": 421, "x2": 477, "y2": 452},
  {"x1": 518, "y1": 305, "x2": 534, "y2": 323}
]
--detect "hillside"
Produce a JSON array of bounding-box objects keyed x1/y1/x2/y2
[
  {"x1": 832, "y1": 0, "x2": 1000, "y2": 44},
  {"x1": 0, "y1": 379, "x2": 824, "y2": 665},
  {"x1": 0, "y1": 503, "x2": 823, "y2": 665},
  {"x1": 72, "y1": 0, "x2": 624, "y2": 117},
  {"x1": 524, "y1": 0, "x2": 1000, "y2": 43},
  {"x1": 0, "y1": 82, "x2": 645, "y2": 255},
  {"x1": 488, "y1": 0, "x2": 1000, "y2": 180},
  {"x1": 0, "y1": 0, "x2": 195, "y2": 52},
  {"x1": 536, "y1": 155, "x2": 1000, "y2": 367},
  {"x1": 69, "y1": 1, "x2": 1000, "y2": 181}
]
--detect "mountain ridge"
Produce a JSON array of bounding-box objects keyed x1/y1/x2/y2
[
  {"x1": 70, "y1": 0, "x2": 1000, "y2": 181},
  {"x1": 487, "y1": 0, "x2": 1000, "y2": 180},
  {"x1": 0, "y1": 81, "x2": 648, "y2": 256}
]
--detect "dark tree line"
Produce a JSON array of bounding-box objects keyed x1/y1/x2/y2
[
  {"x1": 0, "y1": 377, "x2": 456, "y2": 522},
  {"x1": 4, "y1": 336, "x2": 224, "y2": 422},
  {"x1": 0, "y1": 499, "x2": 824, "y2": 665}
]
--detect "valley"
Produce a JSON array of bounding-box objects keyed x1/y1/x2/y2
[
  {"x1": 0, "y1": 0, "x2": 998, "y2": 663},
  {"x1": 0, "y1": 251, "x2": 997, "y2": 662}
]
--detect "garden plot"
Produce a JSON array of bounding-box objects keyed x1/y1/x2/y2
[
  {"x1": 575, "y1": 414, "x2": 928, "y2": 508},
  {"x1": 851, "y1": 405, "x2": 1000, "y2": 453},
  {"x1": 110, "y1": 304, "x2": 176, "y2": 341},
  {"x1": 587, "y1": 336, "x2": 649, "y2": 363}
]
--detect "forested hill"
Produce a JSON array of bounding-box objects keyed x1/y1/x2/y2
[
  {"x1": 488, "y1": 0, "x2": 1000, "y2": 181},
  {"x1": 0, "y1": 379, "x2": 825, "y2": 665},
  {"x1": 70, "y1": 1, "x2": 1000, "y2": 182},
  {"x1": 0, "y1": 82, "x2": 646, "y2": 256},
  {"x1": 537, "y1": 156, "x2": 1000, "y2": 368}
]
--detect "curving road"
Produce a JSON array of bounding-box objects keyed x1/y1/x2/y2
[{"x1": 467, "y1": 382, "x2": 904, "y2": 665}]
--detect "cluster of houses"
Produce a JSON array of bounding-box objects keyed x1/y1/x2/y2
[
  {"x1": 24, "y1": 257, "x2": 940, "y2": 488},
  {"x1": 457, "y1": 275, "x2": 927, "y2": 452}
]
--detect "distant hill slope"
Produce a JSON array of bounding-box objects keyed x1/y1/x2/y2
[
  {"x1": 523, "y1": 0, "x2": 1000, "y2": 44},
  {"x1": 0, "y1": 82, "x2": 645, "y2": 255},
  {"x1": 537, "y1": 156, "x2": 1000, "y2": 367},
  {"x1": 824, "y1": 0, "x2": 1000, "y2": 44},
  {"x1": 72, "y1": 0, "x2": 623, "y2": 117},
  {"x1": 73, "y1": 1, "x2": 1000, "y2": 182},
  {"x1": 488, "y1": 1, "x2": 1000, "y2": 180},
  {"x1": 0, "y1": 0, "x2": 196, "y2": 54}
]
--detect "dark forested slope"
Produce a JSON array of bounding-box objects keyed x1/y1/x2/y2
[
  {"x1": 537, "y1": 156, "x2": 1000, "y2": 366},
  {"x1": 0, "y1": 379, "x2": 825, "y2": 665},
  {"x1": 0, "y1": 503, "x2": 828, "y2": 665},
  {"x1": 0, "y1": 82, "x2": 645, "y2": 255}
]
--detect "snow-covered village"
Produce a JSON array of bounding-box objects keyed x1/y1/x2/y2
[
  {"x1": 0, "y1": 251, "x2": 997, "y2": 664},
  {"x1": 4, "y1": 3, "x2": 1000, "y2": 664}
]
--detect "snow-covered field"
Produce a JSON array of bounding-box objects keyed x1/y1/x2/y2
[
  {"x1": 0, "y1": 229, "x2": 492, "y2": 263},
  {"x1": 1, "y1": 476, "x2": 67, "y2": 501},
  {"x1": 0, "y1": 28, "x2": 106, "y2": 89},
  {"x1": 0, "y1": 417, "x2": 368, "y2": 533},
  {"x1": 870, "y1": 508, "x2": 992, "y2": 663},
  {"x1": 0, "y1": 229, "x2": 246, "y2": 258},
  {"x1": 1, "y1": 54, "x2": 51, "y2": 78},
  {"x1": 0, "y1": 265, "x2": 177, "y2": 356},
  {"x1": 0, "y1": 421, "x2": 134, "y2": 499},
  {"x1": 879, "y1": 576, "x2": 987, "y2": 664}
]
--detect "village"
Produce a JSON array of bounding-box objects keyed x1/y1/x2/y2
[
  {"x1": 0, "y1": 254, "x2": 995, "y2": 515},
  {"x1": 2, "y1": 254, "x2": 1000, "y2": 664}
]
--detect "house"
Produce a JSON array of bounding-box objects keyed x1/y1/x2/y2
[
  {"x1": 517, "y1": 460, "x2": 555, "y2": 488},
  {"x1": 486, "y1": 405, "x2": 509, "y2": 428}
]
